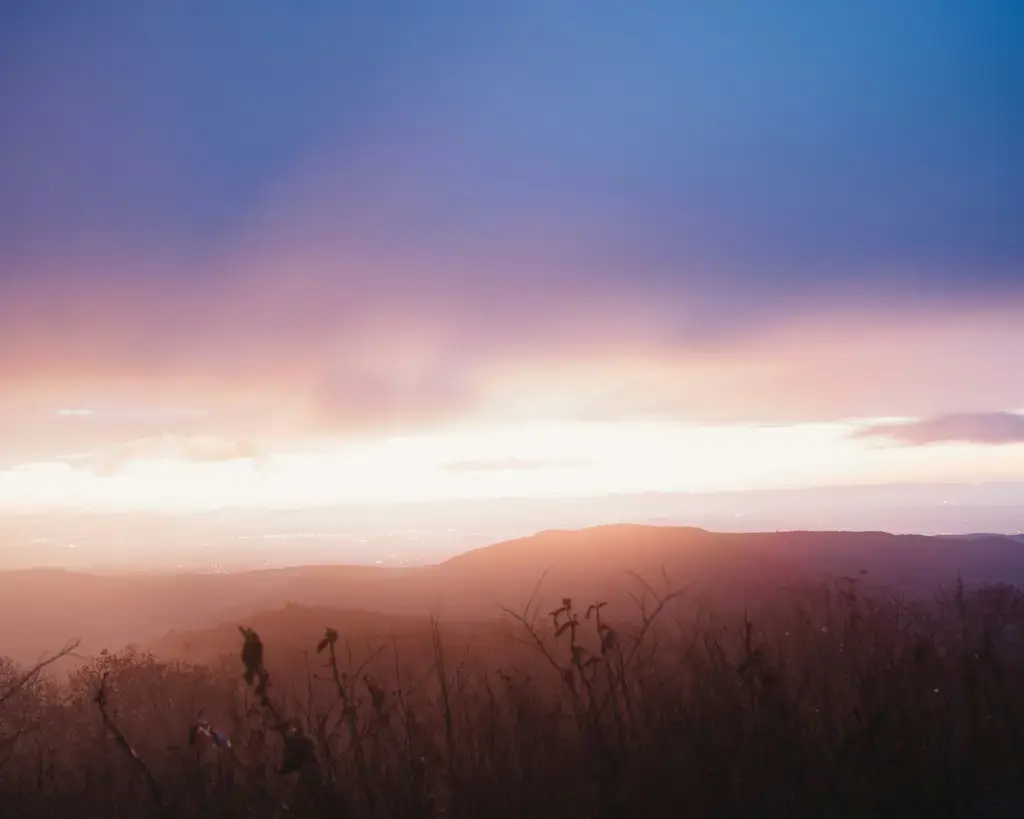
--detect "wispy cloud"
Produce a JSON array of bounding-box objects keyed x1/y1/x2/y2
[
  {"x1": 85, "y1": 434, "x2": 261, "y2": 476},
  {"x1": 855, "y1": 412, "x2": 1024, "y2": 446}
]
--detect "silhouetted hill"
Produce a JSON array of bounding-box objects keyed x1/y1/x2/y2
[
  {"x1": 951, "y1": 532, "x2": 1024, "y2": 545},
  {"x1": 0, "y1": 564, "x2": 410, "y2": 666},
  {"x1": 435, "y1": 524, "x2": 1024, "y2": 603},
  {"x1": 3, "y1": 525, "x2": 1023, "y2": 665}
]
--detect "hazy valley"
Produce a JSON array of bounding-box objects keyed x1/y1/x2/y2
[{"x1": 3, "y1": 522, "x2": 1024, "y2": 667}]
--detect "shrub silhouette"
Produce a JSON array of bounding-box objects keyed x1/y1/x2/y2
[{"x1": 2, "y1": 575, "x2": 1024, "y2": 817}]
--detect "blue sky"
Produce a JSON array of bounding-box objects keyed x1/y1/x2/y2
[{"x1": 3, "y1": 3, "x2": 1022, "y2": 288}]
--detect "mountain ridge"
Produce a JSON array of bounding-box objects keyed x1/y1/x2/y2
[{"x1": 3, "y1": 525, "x2": 1023, "y2": 666}]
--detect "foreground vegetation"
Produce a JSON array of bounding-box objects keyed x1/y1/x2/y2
[{"x1": 2, "y1": 576, "x2": 1024, "y2": 818}]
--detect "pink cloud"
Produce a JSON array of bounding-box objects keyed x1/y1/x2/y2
[{"x1": 3, "y1": 229, "x2": 1024, "y2": 467}]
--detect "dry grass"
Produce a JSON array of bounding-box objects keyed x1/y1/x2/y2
[{"x1": 2, "y1": 574, "x2": 1024, "y2": 818}]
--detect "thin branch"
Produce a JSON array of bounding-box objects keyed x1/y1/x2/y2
[
  {"x1": 500, "y1": 606, "x2": 567, "y2": 681},
  {"x1": 94, "y1": 672, "x2": 165, "y2": 808},
  {"x1": 0, "y1": 640, "x2": 80, "y2": 709},
  {"x1": 522, "y1": 566, "x2": 553, "y2": 624},
  {"x1": 622, "y1": 587, "x2": 683, "y2": 670}
]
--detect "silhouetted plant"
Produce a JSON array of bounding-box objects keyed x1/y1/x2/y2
[{"x1": 4, "y1": 579, "x2": 1024, "y2": 817}]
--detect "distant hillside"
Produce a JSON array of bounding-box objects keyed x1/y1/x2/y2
[
  {"x1": 945, "y1": 533, "x2": 1024, "y2": 545},
  {"x1": 435, "y1": 524, "x2": 1024, "y2": 601},
  {"x1": 2, "y1": 525, "x2": 1023, "y2": 665}
]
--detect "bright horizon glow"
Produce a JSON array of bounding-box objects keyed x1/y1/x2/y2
[{"x1": 3, "y1": 418, "x2": 1024, "y2": 513}]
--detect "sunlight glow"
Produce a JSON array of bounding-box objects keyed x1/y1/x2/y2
[{"x1": 2, "y1": 420, "x2": 1024, "y2": 513}]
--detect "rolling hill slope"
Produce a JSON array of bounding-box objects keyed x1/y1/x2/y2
[{"x1": 2, "y1": 525, "x2": 1023, "y2": 665}]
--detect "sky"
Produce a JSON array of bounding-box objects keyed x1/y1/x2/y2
[{"x1": 1, "y1": 2, "x2": 1023, "y2": 512}]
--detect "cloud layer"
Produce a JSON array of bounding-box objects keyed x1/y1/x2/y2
[
  {"x1": 857, "y1": 413, "x2": 1024, "y2": 447},
  {"x1": 444, "y1": 457, "x2": 590, "y2": 473},
  {"x1": 86, "y1": 435, "x2": 261, "y2": 476}
]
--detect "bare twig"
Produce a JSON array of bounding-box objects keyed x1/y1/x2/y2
[
  {"x1": 94, "y1": 672, "x2": 165, "y2": 808},
  {"x1": 321, "y1": 628, "x2": 377, "y2": 819},
  {"x1": 522, "y1": 566, "x2": 553, "y2": 625},
  {"x1": 0, "y1": 640, "x2": 80, "y2": 709}
]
